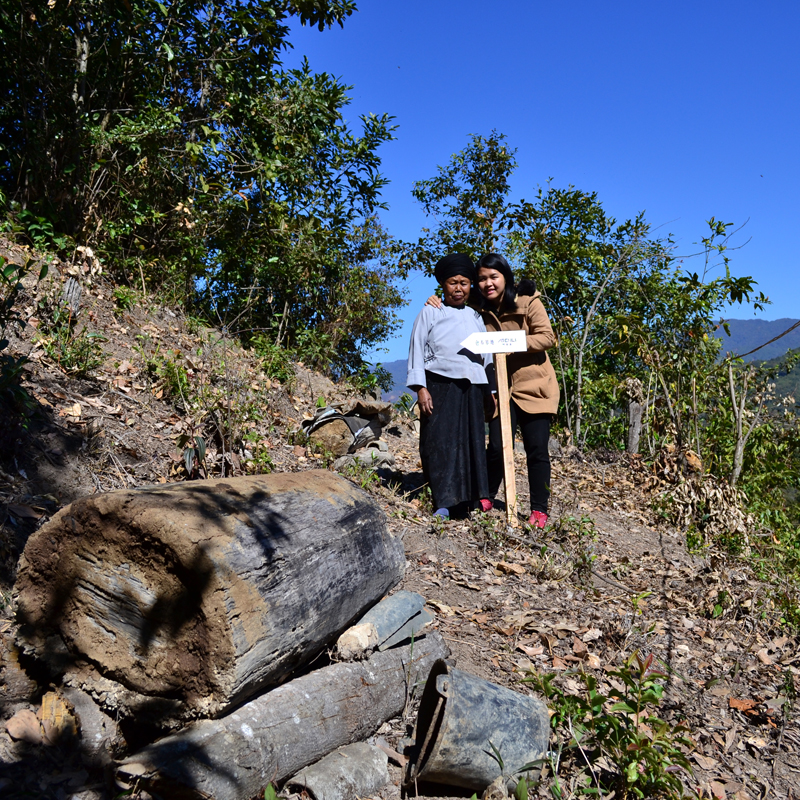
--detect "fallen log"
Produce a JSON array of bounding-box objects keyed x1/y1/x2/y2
[
  {"x1": 15, "y1": 471, "x2": 405, "y2": 725},
  {"x1": 116, "y1": 632, "x2": 450, "y2": 800}
]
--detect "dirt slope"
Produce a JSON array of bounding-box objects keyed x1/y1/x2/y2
[{"x1": 0, "y1": 243, "x2": 798, "y2": 800}]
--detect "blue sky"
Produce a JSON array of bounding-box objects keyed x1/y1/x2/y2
[{"x1": 283, "y1": 1, "x2": 800, "y2": 363}]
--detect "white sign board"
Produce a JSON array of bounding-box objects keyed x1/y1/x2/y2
[{"x1": 460, "y1": 330, "x2": 527, "y2": 355}]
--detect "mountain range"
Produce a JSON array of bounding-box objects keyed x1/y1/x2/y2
[{"x1": 377, "y1": 317, "x2": 800, "y2": 401}]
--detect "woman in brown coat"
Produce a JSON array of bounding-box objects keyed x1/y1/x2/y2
[
  {"x1": 425, "y1": 253, "x2": 559, "y2": 527},
  {"x1": 476, "y1": 254, "x2": 559, "y2": 527}
]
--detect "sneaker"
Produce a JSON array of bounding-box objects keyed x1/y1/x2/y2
[
  {"x1": 528, "y1": 510, "x2": 548, "y2": 529},
  {"x1": 478, "y1": 498, "x2": 493, "y2": 512},
  {"x1": 433, "y1": 507, "x2": 449, "y2": 519}
]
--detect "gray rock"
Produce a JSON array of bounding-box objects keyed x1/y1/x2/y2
[
  {"x1": 62, "y1": 686, "x2": 121, "y2": 764},
  {"x1": 287, "y1": 743, "x2": 390, "y2": 800}
]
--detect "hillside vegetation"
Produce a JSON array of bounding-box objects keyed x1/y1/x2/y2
[
  {"x1": 1, "y1": 239, "x2": 800, "y2": 800},
  {"x1": 1, "y1": 2, "x2": 799, "y2": 797}
]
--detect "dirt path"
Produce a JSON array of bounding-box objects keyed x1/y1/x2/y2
[{"x1": 0, "y1": 250, "x2": 798, "y2": 799}]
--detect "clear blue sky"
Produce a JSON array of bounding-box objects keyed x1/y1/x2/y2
[{"x1": 283, "y1": 1, "x2": 800, "y2": 363}]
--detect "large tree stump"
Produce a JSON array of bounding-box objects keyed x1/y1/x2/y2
[
  {"x1": 117, "y1": 632, "x2": 450, "y2": 800},
  {"x1": 14, "y1": 471, "x2": 405, "y2": 725}
]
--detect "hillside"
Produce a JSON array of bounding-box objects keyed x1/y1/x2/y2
[
  {"x1": 1, "y1": 243, "x2": 799, "y2": 800},
  {"x1": 381, "y1": 318, "x2": 800, "y2": 401},
  {"x1": 713, "y1": 318, "x2": 800, "y2": 361},
  {"x1": 378, "y1": 358, "x2": 410, "y2": 402}
]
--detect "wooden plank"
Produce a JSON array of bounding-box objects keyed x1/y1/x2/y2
[
  {"x1": 494, "y1": 354, "x2": 518, "y2": 526},
  {"x1": 116, "y1": 632, "x2": 450, "y2": 800}
]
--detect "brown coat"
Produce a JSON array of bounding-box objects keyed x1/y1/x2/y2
[{"x1": 482, "y1": 293, "x2": 560, "y2": 415}]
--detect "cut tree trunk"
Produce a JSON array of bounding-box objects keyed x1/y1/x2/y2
[
  {"x1": 117, "y1": 632, "x2": 450, "y2": 800},
  {"x1": 14, "y1": 471, "x2": 405, "y2": 726},
  {"x1": 627, "y1": 400, "x2": 642, "y2": 454}
]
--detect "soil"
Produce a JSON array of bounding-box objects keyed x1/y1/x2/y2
[{"x1": 1, "y1": 241, "x2": 798, "y2": 800}]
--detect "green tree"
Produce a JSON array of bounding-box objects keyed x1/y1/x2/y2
[
  {"x1": 1, "y1": 0, "x2": 404, "y2": 374},
  {"x1": 508, "y1": 185, "x2": 666, "y2": 446},
  {"x1": 399, "y1": 131, "x2": 517, "y2": 271}
]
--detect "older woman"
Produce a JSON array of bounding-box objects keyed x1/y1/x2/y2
[
  {"x1": 407, "y1": 253, "x2": 493, "y2": 519},
  {"x1": 425, "y1": 253, "x2": 559, "y2": 528}
]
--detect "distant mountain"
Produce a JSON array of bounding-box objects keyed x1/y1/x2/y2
[
  {"x1": 375, "y1": 319, "x2": 800, "y2": 401},
  {"x1": 713, "y1": 318, "x2": 800, "y2": 362},
  {"x1": 376, "y1": 358, "x2": 410, "y2": 402}
]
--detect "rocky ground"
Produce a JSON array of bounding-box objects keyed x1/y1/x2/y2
[{"x1": 1, "y1": 242, "x2": 798, "y2": 799}]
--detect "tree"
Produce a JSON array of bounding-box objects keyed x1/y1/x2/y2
[
  {"x1": 0, "y1": 0, "x2": 404, "y2": 375},
  {"x1": 508, "y1": 186, "x2": 668, "y2": 446},
  {"x1": 398, "y1": 131, "x2": 517, "y2": 272}
]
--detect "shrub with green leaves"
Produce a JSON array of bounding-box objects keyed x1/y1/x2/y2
[
  {"x1": 526, "y1": 652, "x2": 698, "y2": 800},
  {"x1": 37, "y1": 301, "x2": 106, "y2": 377}
]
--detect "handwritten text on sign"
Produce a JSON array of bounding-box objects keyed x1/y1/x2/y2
[{"x1": 460, "y1": 330, "x2": 527, "y2": 355}]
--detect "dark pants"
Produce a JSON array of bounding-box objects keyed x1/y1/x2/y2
[{"x1": 487, "y1": 401, "x2": 551, "y2": 514}]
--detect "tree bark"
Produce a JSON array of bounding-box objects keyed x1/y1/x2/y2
[
  {"x1": 15, "y1": 471, "x2": 405, "y2": 726},
  {"x1": 627, "y1": 400, "x2": 642, "y2": 454},
  {"x1": 116, "y1": 633, "x2": 450, "y2": 800}
]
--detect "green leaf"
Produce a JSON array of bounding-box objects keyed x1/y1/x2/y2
[
  {"x1": 162, "y1": 42, "x2": 174, "y2": 61},
  {"x1": 609, "y1": 701, "x2": 636, "y2": 714},
  {"x1": 514, "y1": 776, "x2": 528, "y2": 800},
  {"x1": 184, "y1": 447, "x2": 194, "y2": 475},
  {"x1": 157, "y1": 1, "x2": 168, "y2": 16},
  {"x1": 194, "y1": 436, "x2": 206, "y2": 462},
  {"x1": 264, "y1": 784, "x2": 278, "y2": 800}
]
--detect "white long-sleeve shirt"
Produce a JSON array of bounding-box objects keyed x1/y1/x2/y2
[{"x1": 406, "y1": 304, "x2": 489, "y2": 389}]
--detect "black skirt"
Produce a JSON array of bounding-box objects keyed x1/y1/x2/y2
[{"x1": 419, "y1": 372, "x2": 489, "y2": 510}]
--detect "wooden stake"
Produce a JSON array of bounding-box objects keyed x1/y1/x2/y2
[{"x1": 494, "y1": 353, "x2": 517, "y2": 526}]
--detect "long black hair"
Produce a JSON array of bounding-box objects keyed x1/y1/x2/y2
[{"x1": 476, "y1": 253, "x2": 518, "y2": 313}]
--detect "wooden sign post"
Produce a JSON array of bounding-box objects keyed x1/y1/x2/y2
[
  {"x1": 493, "y1": 352, "x2": 518, "y2": 525},
  {"x1": 460, "y1": 330, "x2": 526, "y2": 526}
]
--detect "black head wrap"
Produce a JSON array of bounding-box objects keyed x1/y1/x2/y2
[{"x1": 434, "y1": 253, "x2": 476, "y2": 285}]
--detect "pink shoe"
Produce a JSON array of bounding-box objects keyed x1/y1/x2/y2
[
  {"x1": 478, "y1": 498, "x2": 493, "y2": 512},
  {"x1": 528, "y1": 510, "x2": 548, "y2": 529}
]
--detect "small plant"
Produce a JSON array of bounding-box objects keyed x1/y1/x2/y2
[
  {"x1": 159, "y1": 353, "x2": 190, "y2": 401},
  {"x1": 174, "y1": 418, "x2": 208, "y2": 479},
  {"x1": 139, "y1": 344, "x2": 191, "y2": 404},
  {"x1": 38, "y1": 300, "x2": 106, "y2": 376},
  {"x1": 13, "y1": 207, "x2": 71, "y2": 252},
  {"x1": 469, "y1": 509, "x2": 504, "y2": 544},
  {"x1": 251, "y1": 334, "x2": 295, "y2": 386},
  {"x1": 485, "y1": 741, "x2": 540, "y2": 796},
  {"x1": 341, "y1": 452, "x2": 381, "y2": 491},
  {"x1": 347, "y1": 362, "x2": 392, "y2": 397},
  {"x1": 112, "y1": 285, "x2": 137, "y2": 313},
  {"x1": 242, "y1": 430, "x2": 274, "y2": 474},
  {"x1": 550, "y1": 514, "x2": 598, "y2": 586},
  {"x1": 526, "y1": 652, "x2": 698, "y2": 800},
  {"x1": 394, "y1": 391, "x2": 416, "y2": 418}
]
